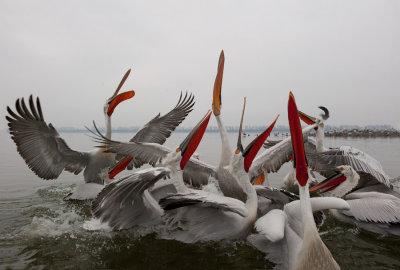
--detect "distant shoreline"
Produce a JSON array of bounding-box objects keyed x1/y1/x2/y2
[{"x1": 3, "y1": 126, "x2": 400, "y2": 138}]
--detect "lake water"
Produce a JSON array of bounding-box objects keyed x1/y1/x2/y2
[{"x1": 1, "y1": 131, "x2": 400, "y2": 269}]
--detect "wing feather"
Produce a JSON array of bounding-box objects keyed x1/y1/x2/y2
[
  {"x1": 7, "y1": 96, "x2": 90, "y2": 179},
  {"x1": 159, "y1": 189, "x2": 248, "y2": 217},
  {"x1": 342, "y1": 192, "x2": 400, "y2": 223},
  {"x1": 91, "y1": 167, "x2": 171, "y2": 229}
]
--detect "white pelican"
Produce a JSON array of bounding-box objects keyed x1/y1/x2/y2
[
  {"x1": 106, "y1": 91, "x2": 195, "y2": 179},
  {"x1": 91, "y1": 110, "x2": 213, "y2": 229},
  {"x1": 6, "y1": 69, "x2": 135, "y2": 200},
  {"x1": 248, "y1": 124, "x2": 317, "y2": 187},
  {"x1": 309, "y1": 165, "x2": 400, "y2": 236},
  {"x1": 298, "y1": 107, "x2": 399, "y2": 192},
  {"x1": 248, "y1": 92, "x2": 350, "y2": 270},
  {"x1": 158, "y1": 98, "x2": 280, "y2": 243}
]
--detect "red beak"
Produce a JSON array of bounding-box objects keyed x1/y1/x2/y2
[
  {"x1": 179, "y1": 110, "x2": 212, "y2": 170},
  {"x1": 243, "y1": 114, "x2": 280, "y2": 172},
  {"x1": 288, "y1": 92, "x2": 308, "y2": 186},
  {"x1": 309, "y1": 173, "x2": 347, "y2": 193}
]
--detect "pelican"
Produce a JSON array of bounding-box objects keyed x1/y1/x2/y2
[
  {"x1": 309, "y1": 165, "x2": 400, "y2": 236},
  {"x1": 294, "y1": 107, "x2": 400, "y2": 199},
  {"x1": 6, "y1": 69, "x2": 135, "y2": 200},
  {"x1": 158, "y1": 98, "x2": 280, "y2": 243},
  {"x1": 206, "y1": 50, "x2": 249, "y2": 200},
  {"x1": 248, "y1": 123, "x2": 317, "y2": 188},
  {"x1": 248, "y1": 92, "x2": 350, "y2": 270},
  {"x1": 90, "y1": 110, "x2": 212, "y2": 229}
]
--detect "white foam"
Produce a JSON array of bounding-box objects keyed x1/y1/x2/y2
[
  {"x1": 22, "y1": 210, "x2": 83, "y2": 238},
  {"x1": 82, "y1": 218, "x2": 112, "y2": 232}
]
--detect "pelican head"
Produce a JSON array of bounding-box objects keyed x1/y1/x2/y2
[
  {"x1": 298, "y1": 106, "x2": 329, "y2": 131},
  {"x1": 235, "y1": 97, "x2": 279, "y2": 173},
  {"x1": 309, "y1": 165, "x2": 359, "y2": 197},
  {"x1": 104, "y1": 69, "x2": 135, "y2": 117}
]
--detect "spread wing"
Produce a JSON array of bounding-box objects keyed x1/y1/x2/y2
[
  {"x1": 130, "y1": 92, "x2": 194, "y2": 144},
  {"x1": 6, "y1": 96, "x2": 90, "y2": 180},
  {"x1": 92, "y1": 127, "x2": 171, "y2": 167},
  {"x1": 112, "y1": 92, "x2": 194, "y2": 170},
  {"x1": 249, "y1": 124, "x2": 316, "y2": 181},
  {"x1": 342, "y1": 192, "x2": 400, "y2": 224},
  {"x1": 91, "y1": 167, "x2": 171, "y2": 230},
  {"x1": 307, "y1": 146, "x2": 392, "y2": 188}
]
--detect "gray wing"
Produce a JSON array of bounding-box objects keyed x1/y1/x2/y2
[
  {"x1": 249, "y1": 125, "x2": 316, "y2": 181},
  {"x1": 307, "y1": 146, "x2": 392, "y2": 188},
  {"x1": 112, "y1": 92, "x2": 194, "y2": 171},
  {"x1": 131, "y1": 92, "x2": 194, "y2": 144},
  {"x1": 342, "y1": 192, "x2": 400, "y2": 224},
  {"x1": 159, "y1": 189, "x2": 248, "y2": 217},
  {"x1": 216, "y1": 166, "x2": 247, "y2": 202},
  {"x1": 6, "y1": 96, "x2": 90, "y2": 180},
  {"x1": 92, "y1": 128, "x2": 171, "y2": 167},
  {"x1": 255, "y1": 186, "x2": 299, "y2": 205},
  {"x1": 91, "y1": 167, "x2": 171, "y2": 230},
  {"x1": 182, "y1": 158, "x2": 217, "y2": 188},
  {"x1": 118, "y1": 92, "x2": 195, "y2": 169},
  {"x1": 249, "y1": 137, "x2": 293, "y2": 181}
]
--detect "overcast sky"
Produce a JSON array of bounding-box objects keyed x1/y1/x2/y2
[{"x1": 1, "y1": 0, "x2": 399, "y2": 132}]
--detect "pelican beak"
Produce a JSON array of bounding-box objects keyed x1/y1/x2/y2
[
  {"x1": 298, "y1": 110, "x2": 316, "y2": 125},
  {"x1": 178, "y1": 110, "x2": 212, "y2": 169},
  {"x1": 107, "y1": 69, "x2": 135, "y2": 116},
  {"x1": 212, "y1": 50, "x2": 224, "y2": 116},
  {"x1": 108, "y1": 156, "x2": 133, "y2": 179},
  {"x1": 252, "y1": 173, "x2": 265, "y2": 185},
  {"x1": 288, "y1": 91, "x2": 308, "y2": 186},
  {"x1": 243, "y1": 114, "x2": 280, "y2": 172},
  {"x1": 309, "y1": 172, "x2": 347, "y2": 193}
]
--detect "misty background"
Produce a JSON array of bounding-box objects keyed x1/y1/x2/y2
[{"x1": 1, "y1": 0, "x2": 399, "y2": 134}]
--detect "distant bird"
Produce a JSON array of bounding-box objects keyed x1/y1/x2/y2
[
  {"x1": 248, "y1": 92, "x2": 349, "y2": 270},
  {"x1": 6, "y1": 69, "x2": 135, "y2": 200},
  {"x1": 91, "y1": 110, "x2": 212, "y2": 229}
]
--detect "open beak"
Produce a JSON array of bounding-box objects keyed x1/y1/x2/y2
[
  {"x1": 298, "y1": 110, "x2": 316, "y2": 125},
  {"x1": 235, "y1": 97, "x2": 279, "y2": 172},
  {"x1": 309, "y1": 171, "x2": 347, "y2": 194},
  {"x1": 288, "y1": 92, "x2": 308, "y2": 186},
  {"x1": 178, "y1": 110, "x2": 212, "y2": 169},
  {"x1": 252, "y1": 173, "x2": 265, "y2": 185},
  {"x1": 107, "y1": 69, "x2": 135, "y2": 116},
  {"x1": 242, "y1": 114, "x2": 279, "y2": 172},
  {"x1": 212, "y1": 50, "x2": 224, "y2": 116}
]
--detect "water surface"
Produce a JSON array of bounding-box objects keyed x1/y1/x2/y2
[{"x1": 1, "y1": 131, "x2": 400, "y2": 269}]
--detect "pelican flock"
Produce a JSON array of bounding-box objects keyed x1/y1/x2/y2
[{"x1": 6, "y1": 51, "x2": 400, "y2": 269}]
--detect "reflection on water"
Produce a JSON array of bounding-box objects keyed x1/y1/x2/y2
[{"x1": 1, "y1": 132, "x2": 400, "y2": 269}]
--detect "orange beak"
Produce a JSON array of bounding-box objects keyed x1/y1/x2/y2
[
  {"x1": 252, "y1": 174, "x2": 265, "y2": 185},
  {"x1": 212, "y1": 50, "x2": 224, "y2": 116},
  {"x1": 107, "y1": 90, "x2": 135, "y2": 116}
]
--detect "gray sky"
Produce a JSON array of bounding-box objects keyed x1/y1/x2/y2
[{"x1": 1, "y1": 0, "x2": 399, "y2": 131}]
